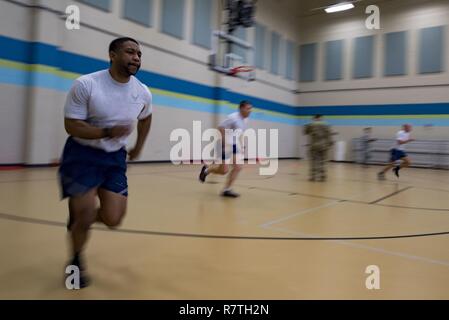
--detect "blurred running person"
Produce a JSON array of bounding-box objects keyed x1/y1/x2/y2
[
  {"x1": 378, "y1": 124, "x2": 414, "y2": 180},
  {"x1": 198, "y1": 101, "x2": 252, "y2": 198},
  {"x1": 59, "y1": 37, "x2": 153, "y2": 288}
]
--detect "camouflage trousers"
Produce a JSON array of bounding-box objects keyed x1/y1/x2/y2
[{"x1": 309, "y1": 149, "x2": 327, "y2": 181}]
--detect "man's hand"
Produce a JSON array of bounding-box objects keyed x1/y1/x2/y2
[
  {"x1": 128, "y1": 147, "x2": 141, "y2": 161},
  {"x1": 107, "y1": 125, "x2": 133, "y2": 138}
]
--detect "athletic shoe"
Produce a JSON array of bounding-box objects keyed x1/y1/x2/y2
[
  {"x1": 377, "y1": 172, "x2": 385, "y2": 180},
  {"x1": 67, "y1": 254, "x2": 90, "y2": 288},
  {"x1": 393, "y1": 166, "x2": 400, "y2": 178},
  {"x1": 221, "y1": 190, "x2": 240, "y2": 198},
  {"x1": 199, "y1": 165, "x2": 208, "y2": 183}
]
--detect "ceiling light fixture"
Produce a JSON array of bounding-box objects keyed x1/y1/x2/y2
[{"x1": 325, "y1": 2, "x2": 355, "y2": 13}]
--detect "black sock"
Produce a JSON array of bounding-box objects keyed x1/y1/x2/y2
[{"x1": 71, "y1": 253, "x2": 80, "y2": 265}]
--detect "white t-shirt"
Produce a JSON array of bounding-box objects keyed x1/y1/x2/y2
[
  {"x1": 64, "y1": 70, "x2": 152, "y2": 152},
  {"x1": 219, "y1": 112, "x2": 249, "y2": 150},
  {"x1": 395, "y1": 130, "x2": 410, "y2": 151}
]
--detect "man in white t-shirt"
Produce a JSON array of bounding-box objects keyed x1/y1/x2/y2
[
  {"x1": 378, "y1": 124, "x2": 414, "y2": 180},
  {"x1": 199, "y1": 101, "x2": 252, "y2": 197},
  {"x1": 59, "y1": 37, "x2": 153, "y2": 288}
]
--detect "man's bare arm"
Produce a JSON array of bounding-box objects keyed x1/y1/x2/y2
[
  {"x1": 128, "y1": 114, "x2": 152, "y2": 160},
  {"x1": 64, "y1": 118, "x2": 130, "y2": 139}
]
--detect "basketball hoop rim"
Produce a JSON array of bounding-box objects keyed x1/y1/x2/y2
[{"x1": 228, "y1": 65, "x2": 254, "y2": 76}]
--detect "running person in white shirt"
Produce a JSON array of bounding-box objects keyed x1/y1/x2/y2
[
  {"x1": 378, "y1": 124, "x2": 414, "y2": 180},
  {"x1": 59, "y1": 37, "x2": 153, "y2": 288},
  {"x1": 199, "y1": 101, "x2": 252, "y2": 198}
]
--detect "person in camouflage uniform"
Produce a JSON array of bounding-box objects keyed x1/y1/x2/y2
[{"x1": 303, "y1": 115, "x2": 333, "y2": 181}]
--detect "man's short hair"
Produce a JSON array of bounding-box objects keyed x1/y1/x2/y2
[
  {"x1": 109, "y1": 37, "x2": 139, "y2": 54},
  {"x1": 239, "y1": 100, "x2": 251, "y2": 108},
  {"x1": 314, "y1": 114, "x2": 322, "y2": 120}
]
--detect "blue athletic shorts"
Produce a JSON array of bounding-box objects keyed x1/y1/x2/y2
[
  {"x1": 221, "y1": 144, "x2": 238, "y2": 160},
  {"x1": 58, "y1": 137, "x2": 128, "y2": 199},
  {"x1": 390, "y1": 149, "x2": 407, "y2": 162}
]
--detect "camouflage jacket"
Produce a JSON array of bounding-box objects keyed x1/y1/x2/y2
[{"x1": 303, "y1": 121, "x2": 333, "y2": 151}]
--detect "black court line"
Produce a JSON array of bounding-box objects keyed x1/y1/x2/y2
[
  {"x1": 3, "y1": 172, "x2": 449, "y2": 212},
  {"x1": 369, "y1": 187, "x2": 413, "y2": 204},
  {"x1": 244, "y1": 185, "x2": 344, "y2": 201},
  {"x1": 2, "y1": 165, "x2": 449, "y2": 212},
  {"x1": 1, "y1": 212, "x2": 449, "y2": 241},
  {"x1": 374, "y1": 204, "x2": 449, "y2": 212}
]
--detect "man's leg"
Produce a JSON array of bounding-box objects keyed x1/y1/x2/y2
[
  {"x1": 393, "y1": 156, "x2": 410, "y2": 177},
  {"x1": 207, "y1": 164, "x2": 229, "y2": 175},
  {"x1": 68, "y1": 188, "x2": 98, "y2": 287},
  {"x1": 200, "y1": 145, "x2": 236, "y2": 183},
  {"x1": 224, "y1": 165, "x2": 242, "y2": 190},
  {"x1": 309, "y1": 149, "x2": 317, "y2": 181},
  {"x1": 400, "y1": 156, "x2": 411, "y2": 169},
  {"x1": 199, "y1": 163, "x2": 228, "y2": 183},
  {"x1": 318, "y1": 150, "x2": 326, "y2": 181},
  {"x1": 97, "y1": 188, "x2": 128, "y2": 228},
  {"x1": 378, "y1": 149, "x2": 396, "y2": 179},
  {"x1": 221, "y1": 154, "x2": 242, "y2": 197},
  {"x1": 379, "y1": 162, "x2": 395, "y2": 175}
]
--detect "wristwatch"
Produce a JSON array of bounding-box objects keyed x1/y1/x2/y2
[{"x1": 103, "y1": 127, "x2": 111, "y2": 138}]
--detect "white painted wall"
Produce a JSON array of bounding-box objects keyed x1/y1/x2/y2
[
  {"x1": 0, "y1": 0, "x2": 33, "y2": 164},
  {"x1": 297, "y1": 0, "x2": 449, "y2": 103}
]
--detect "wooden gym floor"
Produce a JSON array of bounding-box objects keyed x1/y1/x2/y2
[{"x1": 0, "y1": 160, "x2": 448, "y2": 299}]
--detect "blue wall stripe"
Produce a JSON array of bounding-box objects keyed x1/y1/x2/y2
[
  {"x1": 0, "y1": 35, "x2": 220, "y2": 100},
  {"x1": 0, "y1": 35, "x2": 33, "y2": 64},
  {"x1": 0, "y1": 67, "x2": 30, "y2": 86},
  {"x1": 322, "y1": 118, "x2": 449, "y2": 127},
  {"x1": 297, "y1": 104, "x2": 449, "y2": 116},
  {"x1": 223, "y1": 90, "x2": 299, "y2": 115},
  {"x1": 153, "y1": 94, "x2": 215, "y2": 113},
  {"x1": 137, "y1": 70, "x2": 218, "y2": 100},
  {"x1": 29, "y1": 72, "x2": 74, "y2": 91},
  {"x1": 2, "y1": 66, "x2": 449, "y2": 117},
  {"x1": 30, "y1": 42, "x2": 61, "y2": 67},
  {"x1": 59, "y1": 51, "x2": 109, "y2": 75},
  {"x1": 157, "y1": 96, "x2": 299, "y2": 125},
  {"x1": 1, "y1": 35, "x2": 449, "y2": 117}
]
